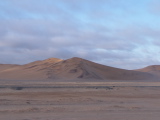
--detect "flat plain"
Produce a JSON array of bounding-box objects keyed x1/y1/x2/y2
[{"x1": 0, "y1": 80, "x2": 160, "y2": 120}]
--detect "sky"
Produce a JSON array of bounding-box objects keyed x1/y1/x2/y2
[{"x1": 0, "y1": 0, "x2": 160, "y2": 69}]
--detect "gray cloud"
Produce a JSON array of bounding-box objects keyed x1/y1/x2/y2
[
  {"x1": 0, "y1": 0, "x2": 160, "y2": 69},
  {"x1": 0, "y1": 17, "x2": 159, "y2": 69}
]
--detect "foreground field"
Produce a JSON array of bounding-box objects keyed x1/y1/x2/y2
[{"x1": 0, "y1": 81, "x2": 160, "y2": 120}]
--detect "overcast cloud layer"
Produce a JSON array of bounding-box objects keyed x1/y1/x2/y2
[{"x1": 0, "y1": 0, "x2": 160, "y2": 69}]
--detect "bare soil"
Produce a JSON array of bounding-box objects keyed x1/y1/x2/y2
[{"x1": 0, "y1": 81, "x2": 160, "y2": 120}]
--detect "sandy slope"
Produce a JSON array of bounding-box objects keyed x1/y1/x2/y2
[
  {"x1": 0, "y1": 57, "x2": 158, "y2": 81},
  {"x1": 0, "y1": 64, "x2": 20, "y2": 71},
  {"x1": 0, "y1": 58, "x2": 63, "y2": 80}
]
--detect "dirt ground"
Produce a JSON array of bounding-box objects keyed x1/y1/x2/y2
[{"x1": 0, "y1": 82, "x2": 160, "y2": 120}]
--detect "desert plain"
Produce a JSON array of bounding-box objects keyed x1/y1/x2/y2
[
  {"x1": 1, "y1": 57, "x2": 160, "y2": 120},
  {"x1": 1, "y1": 80, "x2": 160, "y2": 120}
]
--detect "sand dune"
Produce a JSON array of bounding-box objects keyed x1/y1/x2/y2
[{"x1": 0, "y1": 57, "x2": 158, "y2": 81}]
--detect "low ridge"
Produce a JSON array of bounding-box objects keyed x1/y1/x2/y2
[{"x1": 136, "y1": 65, "x2": 160, "y2": 77}]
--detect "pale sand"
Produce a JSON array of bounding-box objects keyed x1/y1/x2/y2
[{"x1": 0, "y1": 81, "x2": 160, "y2": 120}]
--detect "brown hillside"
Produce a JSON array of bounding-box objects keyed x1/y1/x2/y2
[
  {"x1": 136, "y1": 65, "x2": 160, "y2": 77},
  {"x1": 0, "y1": 64, "x2": 20, "y2": 72},
  {"x1": 0, "y1": 57, "x2": 157, "y2": 81}
]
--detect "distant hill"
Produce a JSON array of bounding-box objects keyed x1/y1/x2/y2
[
  {"x1": 0, "y1": 57, "x2": 158, "y2": 81},
  {"x1": 136, "y1": 65, "x2": 160, "y2": 77}
]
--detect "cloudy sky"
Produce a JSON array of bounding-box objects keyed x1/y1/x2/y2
[{"x1": 0, "y1": 0, "x2": 160, "y2": 69}]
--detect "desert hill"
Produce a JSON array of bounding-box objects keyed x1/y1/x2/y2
[
  {"x1": 136, "y1": 65, "x2": 160, "y2": 77},
  {"x1": 0, "y1": 57, "x2": 158, "y2": 81},
  {"x1": 0, "y1": 64, "x2": 20, "y2": 71}
]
